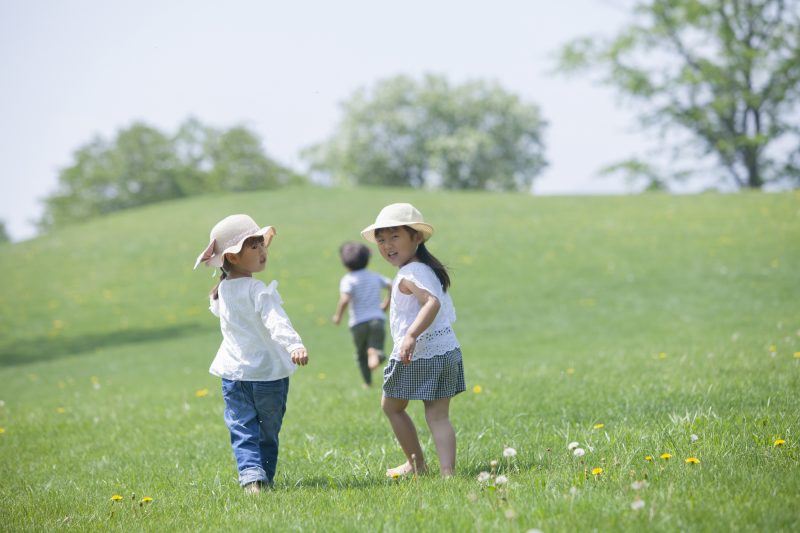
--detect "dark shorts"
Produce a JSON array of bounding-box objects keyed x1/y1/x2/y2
[
  {"x1": 350, "y1": 319, "x2": 386, "y2": 354},
  {"x1": 383, "y1": 348, "x2": 465, "y2": 401}
]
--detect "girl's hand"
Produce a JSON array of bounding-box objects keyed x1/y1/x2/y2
[
  {"x1": 399, "y1": 335, "x2": 416, "y2": 365},
  {"x1": 291, "y1": 348, "x2": 309, "y2": 366}
]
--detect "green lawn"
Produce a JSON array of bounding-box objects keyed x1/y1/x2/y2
[{"x1": 1, "y1": 186, "x2": 798, "y2": 531}]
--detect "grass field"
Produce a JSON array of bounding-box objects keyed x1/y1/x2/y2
[{"x1": 0, "y1": 186, "x2": 798, "y2": 532}]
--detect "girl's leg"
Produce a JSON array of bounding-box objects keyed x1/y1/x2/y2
[
  {"x1": 381, "y1": 396, "x2": 427, "y2": 475},
  {"x1": 221, "y1": 380, "x2": 268, "y2": 487},
  {"x1": 253, "y1": 377, "x2": 289, "y2": 485},
  {"x1": 423, "y1": 397, "x2": 456, "y2": 477}
]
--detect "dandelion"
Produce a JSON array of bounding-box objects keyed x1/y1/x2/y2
[
  {"x1": 141, "y1": 496, "x2": 153, "y2": 503},
  {"x1": 773, "y1": 439, "x2": 786, "y2": 446},
  {"x1": 630, "y1": 498, "x2": 646, "y2": 510},
  {"x1": 472, "y1": 385, "x2": 483, "y2": 394},
  {"x1": 490, "y1": 460, "x2": 498, "y2": 469},
  {"x1": 495, "y1": 475, "x2": 508, "y2": 485},
  {"x1": 685, "y1": 457, "x2": 700, "y2": 464},
  {"x1": 195, "y1": 388, "x2": 209, "y2": 398},
  {"x1": 0, "y1": 427, "x2": 5, "y2": 434},
  {"x1": 110, "y1": 495, "x2": 123, "y2": 502},
  {"x1": 566, "y1": 367, "x2": 575, "y2": 375},
  {"x1": 318, "y1": 373, "x2": 327, "y2": 380},
  {"x1": 503, "y1": 447, "x2": 517, "y2": 458},
  {"x1": 569, "y1": 486, "x2": 578, "y2": 496},
  {"x1": 631, "y1": 480, "x2": 648, "y2": 490},
  {"x1": 477, "y1": 471, "x2": 491, "y2": 483},
  {"x1": 391, "y1": 472, "x2": 401, "y2": 479},
  {"x1": 56, "y1": 407, "x2": 65, "y2": 414},
  {"x1": 794, "y1": 352, "x2": 800, "y2": 359},
  {"x1": 690, "y1": 434, "x2": 699, "y2": 443},
  {"x1": 505, "y1": 509, "x2": 516, "y2": 519},
  {"x1": 591, "y1": 467, "x2": 603, "y2": 476},
  {"x1": 593, "y1": 423, "x2": 604, "y2": 429},
  {"x1": 567, "y1": 441, "x2": 579, "y2": 450},
  {"x1": 644, "y1": 455, "x2": 653, "y2": 461},
  {"x1": 573, "y1": 448, "x2": 586, "y2": 457},
  {"x1": 769, "y1": 345, "x2": 777, "y2": 353},
  {"x1": 660, "y1": 453, "x2": 672, "y2": 460},
  {"x1": 658, "y1": 352, "x2": 667, "y2": 359}
]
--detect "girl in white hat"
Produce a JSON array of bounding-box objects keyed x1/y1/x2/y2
[
  {"x1": 194, "y1": 214, "x2": 309, "y2": 493},
  {"x1": 362, "y1": 203, "x2": 465, "y2": 478}
]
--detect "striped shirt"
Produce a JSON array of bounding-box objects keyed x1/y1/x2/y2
[{"x1": 339, "y1": 269, "x2": 391, "y2": 327}]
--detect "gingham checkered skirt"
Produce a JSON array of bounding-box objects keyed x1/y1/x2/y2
[{"x1": 382, "y1": 348, "x2": 465, "y2": 400}]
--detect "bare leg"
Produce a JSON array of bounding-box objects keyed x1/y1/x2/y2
[
  {"x1": 367, "y1": 348, "x2": 382, "y2": 370},
  {"x1": 424, "y1": 397, "x2": 456, "y2": 477},
  {"x1": 382, "y1": 396, "x2": 427, "y2": 476}
]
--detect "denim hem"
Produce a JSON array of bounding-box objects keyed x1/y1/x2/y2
[{"x1": 239, "y1": 466, "x2": 268, "y2": 486}]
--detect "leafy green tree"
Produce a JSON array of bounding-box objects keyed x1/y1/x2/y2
[
  {"x1": 304, "y1": 74, "x2": 548, "y2": 191},
  {"x1": 39, "y1": 119, "x2": 298, "y2": 230},
  {"x1": 558, "y1": 0, "x2": 800, "y2": 190},
  {"x1": 0, "y1": 221, "x2": 10, "y2": 244}
]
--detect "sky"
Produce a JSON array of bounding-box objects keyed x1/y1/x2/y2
[{"x1": 0, "y1": 0, "x2": 652, "y2": 241}]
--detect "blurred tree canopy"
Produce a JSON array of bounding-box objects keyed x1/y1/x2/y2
[
  {"x1": 303, "y1": 74, "x2": 548, "y2": 191},
  {"x1": 39, "y1": 118, "x2": 303, "y2": 230},
  {"x1": 558, "y1": 0, "x2": 800, "y2": 190}
]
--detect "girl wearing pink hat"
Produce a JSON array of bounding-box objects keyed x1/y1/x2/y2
[
  {"x1": 362, "y1": 203, "x2": 465, "y2": 478},
  {"x1": 195, "y1": 214, "x2": 309, "y2": 493}
]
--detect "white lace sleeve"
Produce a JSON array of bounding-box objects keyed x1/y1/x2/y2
[{"x1": 253, "y1": 280, "x2": 304, "y2": 353}]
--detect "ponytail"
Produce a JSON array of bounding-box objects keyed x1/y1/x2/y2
[{"x1": 416, "y1": 241, "x2": 450, "y2": 292}]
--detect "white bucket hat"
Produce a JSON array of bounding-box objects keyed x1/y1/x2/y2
[
  {"x1": 194, "y1": 214, "x2": 276, "y2": 270},
  {"x1": 360, "y1": 203, "x2": 433, "y2": 244}
]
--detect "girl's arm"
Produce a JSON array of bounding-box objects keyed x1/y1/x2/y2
[
  {"x1": 332, "y1": 292, "x2": 350, "y2": 325},
  {"x1": 397, "y1": 278, "x2": 440, "y2": 365}
]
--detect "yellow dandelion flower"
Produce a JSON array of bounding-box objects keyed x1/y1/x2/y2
[
  {"x1": 644, "y1": 455, "x2": 653, "y2": 461},
  {"x1": 195, "y1": 388, "x2": 209, "y2": 398},
  {"x1": 658, "y1": 352, "x2": 667, "y2": 359},
  {"x1": 566, "y1": 368, "x2": 575, "y2": 375},
  {"x1": 391, "y1": 472, "x2": 401, "y2": 479},
  {"x1": 0, "y1": 427, "x2": 6, "y2": 434},
  {"x1": 472, "y1": 385, "x2": 483, "y2": 394},
  {"x1": 111, "y1": 495, "x2": 123, "y2": 501},
  {"x1": 318, "y1": 373, "x2": 327, "y2": 380},
  {"x1": 660, "y1": 453, "x2": 672, "y2": 460},
  {"x1": 141, "y1": 496, "x2": 153, "y2": 503},
  {"x1": 793, "y1": 352, "x2": 800, "y2": 359},
  {"x1": 768, "y1": 345, "x2": 777, "y2": 353},
  {"x1": 773, "y1": 439, "x2": 786, "y2": 446},
  {"x1": 591, "y1": 467, "x2": 603, "y2": 476},
  {"x1": 593, "y1": 423, "x2": 604, "y2": 429},
  {"x1": 56, "y1": 407, "x2": 65, "y2": 414},
  {"x1": 685, "y1": 457, "x2": 700, "y2": 464}
]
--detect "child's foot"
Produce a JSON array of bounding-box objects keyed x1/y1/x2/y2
[
  {"x1": 243, "y1": 481, "x2": 263, "y2": 494},
  {"x1": 368, "y1": 353, "x2": 380, "y2": 370},
  {"x1": 386, "y1": 461, "x2": 428, "y2": 478}
]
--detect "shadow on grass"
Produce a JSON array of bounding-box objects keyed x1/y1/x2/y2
[{"x1": 0, "y1": 323, "x2": 204, "y2": 367}]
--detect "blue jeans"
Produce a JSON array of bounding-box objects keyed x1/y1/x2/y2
[{"x1": 221, "y1": 377, "x2": 289, "y2": 486}]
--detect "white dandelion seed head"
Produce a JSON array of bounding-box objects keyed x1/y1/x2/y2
[
  {"x1": 630, "y1": 499, "x2": 646, "y2": 510},
  {"x1": 495, "y1": 475, "x2": 508, "y2": 485},
  {"x1": 490, "y1": 460, "x2": 498, "y2": 468},
  {"x1": 526, "y1": 529, "x2": 544, "y2": 533},
  {"x1": 477, "y1": 471, "x2": 491, "y2": 483},
  {"x1": 503, "y1": 447, "x2": 517, "y2": 457},
  {"x1": 567, "y1": 441, "x2": 579, "y2": 450},
  {"x1": 573, "y1": 448, "x2": 586, "y2": 457},
  {"x1": 630, "y1": 480, "x2": 648, "y2": 490},
  {"x1": 569, "y1": 486, "x2": 578, "y2": 496},
  {"x1": 690, "y1": 434, "x2": 699, "y2": 442},
  {"x1": 505, "y1": 509, "x2": 517, "y2": 519}
]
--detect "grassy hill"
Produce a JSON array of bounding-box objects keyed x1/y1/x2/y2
[{"x1": 1, "y1": 186, "x2": 798, "y2": 531}]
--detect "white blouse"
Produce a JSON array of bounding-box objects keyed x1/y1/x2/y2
[
  {"x1": 389, "y1": 262, "x2": 459, "y2": 360},
  {"x1": 208, "y1": 277, "x2": 304, "y2": 381}
]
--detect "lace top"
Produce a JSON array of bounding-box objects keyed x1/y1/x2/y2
[
  {"x1": 208, "y1": 278, "x2": 304, "y2": 381},
  {"x1": 389, "y1": 262, "x2": 459, "y2": 360}
]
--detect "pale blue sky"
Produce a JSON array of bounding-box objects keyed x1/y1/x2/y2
[{"x1": 0, "y1": 0, "x2": 650, "y2": 241}]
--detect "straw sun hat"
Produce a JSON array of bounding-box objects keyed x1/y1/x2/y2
[
  {"x1": 193, "y1": 214, "x2": 276, "y2": 270},
  {"x1": 360, "y1": 203, "x2": 433, "y2": 244}
]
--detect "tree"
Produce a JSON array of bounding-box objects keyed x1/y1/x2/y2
[
  {"x1": 39, "y1": 119, "x2": 298, "y2": 230},
  {"x1": 303, "y1": 74, "x2": 548, "y2": 191},
  {"x1": 558, "y1": 0, "x2": 800, "y2": 190},
  {"x1": 0, "y1": 221, "x2": 10, "y2": 244}
]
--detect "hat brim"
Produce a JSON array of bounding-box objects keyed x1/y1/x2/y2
[
  {"x1": 360, "y1": 222, "x2": 433, "y2": 244},
  {"x1": 194, "y1": 226, "x2": 276, "y2": 269}
]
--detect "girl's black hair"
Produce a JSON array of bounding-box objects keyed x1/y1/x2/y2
[
  {"x1": 375, "y1": 226, "x2": 451, "y2": 292},
  {"x1": 209, "y1": 235, "x2": 265, "y2": 300}
]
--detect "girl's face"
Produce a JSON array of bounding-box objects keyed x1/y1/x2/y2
[
  {"x1": 375, "y1": 226, "x2": 423, "y2": 268},
  {"x1": 226, "y1": 238, "x2": 268, "y2": 277}
]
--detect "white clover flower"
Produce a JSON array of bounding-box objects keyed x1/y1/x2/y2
[
  {"x1": 630, "y1": 499, "x2": 646, "y2": 511},
  {"x1": 573, "y1": 447, "x2": 586, "y2": 457},
  {"x1": 503, "y1": 447, "x2": 517, "y2": 457},
  {"x1": 495, "y1": 475, "x2": 508, "y2": 485},
  {"x1": 630, "y1": 480, "x2": 648, "y2": 490},
  {"x1": 690, "y1": 434, "x2": 699, "y2": 443},
  {"x1": 477, "y1": 471, "x2": 491, "y2": 483},
  {"x1": 567, "y1": 441, "x2": 579, "y2": 450}
]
